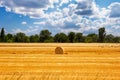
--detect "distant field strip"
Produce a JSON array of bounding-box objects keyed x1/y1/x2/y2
[
  {"x1": 0, "y1": 43, "x2": 120, "y2": 80},
  {"x1": 0, "y1": 43, "x2": 120, "y2": 54}
]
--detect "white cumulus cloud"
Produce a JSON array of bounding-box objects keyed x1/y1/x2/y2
[
  {"x1": 21, "y1": 21, "x2": 27, "y2": 25},
  {"x1": 108, "y1": 2, "x2": 120, "y2": 18},
  {"x1": 0, "y1": 0, "x2": 120, "y2": 36}
]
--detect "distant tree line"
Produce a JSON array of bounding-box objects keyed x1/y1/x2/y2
[{"x1": 0, "y1": 27, "x2": 120, "y2": 43}]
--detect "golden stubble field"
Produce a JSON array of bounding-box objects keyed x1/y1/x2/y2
[{"x1": 0, "y1": 43, "x2": 120, "y2": 80}]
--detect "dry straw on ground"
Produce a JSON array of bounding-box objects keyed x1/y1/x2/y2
[
  {"x1": 55, "y1": 47, "x2": 63, "y2": 54},
  {"x1": 0, "y1": 43, "x2": 120, "y2": 80}
]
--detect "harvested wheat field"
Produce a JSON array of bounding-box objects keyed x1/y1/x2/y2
[{"x1": 0, "y1": 43, "x2": 120, "y2": 80}]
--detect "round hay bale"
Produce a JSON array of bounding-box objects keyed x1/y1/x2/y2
[{"x1": 55, "y1": 47, "x2": 63, "y2": 54}]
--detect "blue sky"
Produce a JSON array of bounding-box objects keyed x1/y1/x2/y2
[{"x1": 0, "y1": 0, "x2": 120, "y2": 36}]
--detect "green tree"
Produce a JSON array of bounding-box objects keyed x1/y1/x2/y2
[
  {"x1": 39, "y1": 30, "x2": 51, "y2": 42},
  {"x1": 24, "y1": 36, "x2": 30, "y2": 42},
  {"x1": 54, "y1": 33, "x2": 68, "y2": 43},
  {"x1": 14, "y1": 32, "x2": 29, "y2": 42},
  {"x1": 87, "y1": 33, "x2": 98, "y2": 42},
  {"x1": 5, "y1": 33, "x2": 13, "y2": 42},
  {"x1": 0, "y1": 28, "x2": 5, "y2": 42},
  {"x1": 85, "y1": 37, "x2": 93, "y2": 43},
  {"x1": 113, "y1": 37, "x2": 120, "y2": 43},
  {"x1": 44, "y1": 36, "x2": 54, "y2": 43},
  {"x1": 105, "y1": 34, "x2": 114, "y2": 43},
  {"x1": 98, "y1": 27, "x2": 106, "y2": 43},
  {"x1": 0, "y1": 30, "x2": 1, "y2": 42},
  {"x1": 29, "y1": 34, "x2": 39, "y2": 42},
  {"x1": 68, "y1": 32, "x2": 75, "y2": 43},
  {"x1": 75, "y1": 33, "x2": 83, "y2": 42}
]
